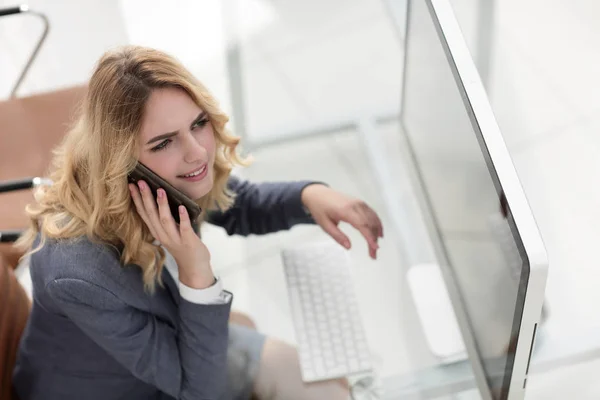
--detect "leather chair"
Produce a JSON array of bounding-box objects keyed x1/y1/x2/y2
[
  {"x1": 0, "y1": 85, "x2": 87, "y2": 266},
  {"x1": 0, "y1": 86, "x2": 85, "y2": 398},
  {"x1": 0, "y1": 255, "x2": 30, "y2": 400}
]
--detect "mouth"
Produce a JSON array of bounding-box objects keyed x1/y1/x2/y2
[{"x1": 177, "y1": 164, "x2": 208, "y2": 181}]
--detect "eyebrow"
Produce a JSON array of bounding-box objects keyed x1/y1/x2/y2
[{"x1": 145, "y1": 111, "x2": 207, "y2": 145}]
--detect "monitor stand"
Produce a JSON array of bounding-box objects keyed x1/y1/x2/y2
[{"x1": 407, "y1": 262, "x2": 468, "y2": 363}]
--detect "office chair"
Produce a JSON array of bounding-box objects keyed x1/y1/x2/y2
[
  {"x1": 0, "y1": 253, "x2": 31, "y2": 400},
  {"x1": 0, "y1": 4, "x2": 85, "y2": 262},
  {"x1": 0, "y1": 83, "x2": 86, "y2": 264},
  {"x1": 0, "y1": 83, "x2": 86, "y2": 267}
]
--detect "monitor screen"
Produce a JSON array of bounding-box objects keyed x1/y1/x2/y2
[{"x1": 400, "y1": 0, "x2": 529, "y2": 398}]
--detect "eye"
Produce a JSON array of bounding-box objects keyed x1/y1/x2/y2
[
  {"x1": 192, "y1": 118, "x2": 209, "y2": 131},
  {"x1": 151, "y1": 139, "x2": 172, "y2": 152}
]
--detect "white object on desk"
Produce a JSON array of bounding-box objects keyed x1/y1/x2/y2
[{"x1": 281, "y1": 240, "x2": 373, "y2": 383}]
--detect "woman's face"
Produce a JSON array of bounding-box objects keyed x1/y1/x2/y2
[{"x1": 137, "y1": 87, "x2": 216, "y2": 200}]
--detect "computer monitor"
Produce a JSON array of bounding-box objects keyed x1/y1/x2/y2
[{"x1": 399, "y1": 0, "x2": 549, "y2": 399}]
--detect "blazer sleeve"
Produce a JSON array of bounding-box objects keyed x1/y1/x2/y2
[
  {"x1": 205, "y1": 175, "x2": 323, "y2": 236},
  {"x1": 45, "y1": 276, "x2": 232, "y2": 400}
]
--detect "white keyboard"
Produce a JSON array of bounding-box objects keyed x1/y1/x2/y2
[{"x1": 281, "y1": 241, "x2": 373, "y2": 383}]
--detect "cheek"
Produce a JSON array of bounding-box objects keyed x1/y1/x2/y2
[
  {"x1": 137, "y1": 151, "x2": 178, "y2": 181},
  {"x1": 203, "y1": 128, "x2": 217, "y2": 160}
]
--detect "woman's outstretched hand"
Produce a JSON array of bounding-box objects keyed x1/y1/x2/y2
[{"x1": 301, "y1": 184, "x2": 384, "y2": 259}]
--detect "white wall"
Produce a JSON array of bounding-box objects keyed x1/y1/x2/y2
[
  {"x1": 118, "y1": 0, "x2": 233, "y2": 119},
  {"x1": 0, "y1": 0, "x2": 129, "y2": 99}
]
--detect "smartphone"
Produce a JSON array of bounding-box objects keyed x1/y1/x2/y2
[{"x1": 128, "y1": 162, "x2": 202, "y2": 224}]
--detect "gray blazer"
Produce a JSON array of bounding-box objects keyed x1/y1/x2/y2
[{"x1": 12, "y1": 177, "x2": 316, "y2": 400}]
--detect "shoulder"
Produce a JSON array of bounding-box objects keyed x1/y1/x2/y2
[{"x1": 29, "y1": 233, "x2": 143, "y2": 298}]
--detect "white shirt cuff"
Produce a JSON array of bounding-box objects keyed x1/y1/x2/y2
[{"x1": 178, "y1": 276, "x2": 231, "y2": 305}]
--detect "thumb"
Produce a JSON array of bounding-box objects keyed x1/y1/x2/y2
[{"x1": 320, "y1": 217, "x2": 351, "y2": 249}]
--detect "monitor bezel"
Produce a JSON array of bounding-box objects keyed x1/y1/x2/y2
[{"x1": 399, "y1": 0, "x2": 549, "y2": 398}]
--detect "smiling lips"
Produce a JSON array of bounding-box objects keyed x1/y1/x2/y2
[{"x1": 178, "y1": 164, "x2": 207, "y2": 181}]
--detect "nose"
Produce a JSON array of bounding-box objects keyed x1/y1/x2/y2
[{"x1": 182, "y1": 131, "x2": 207, "y2": 164}]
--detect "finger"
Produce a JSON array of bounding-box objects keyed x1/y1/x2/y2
[
  {"x1": 347, "y1": 208, "x2": 379, "y2": 250},
  {"x1": 346, "y1": 207, "x2": 379, "y2": 259},
  {"x1": 137, "y1": 180, "x2": 168, "y2": 242},
  {"x1": 319, "y1": 217, "x2": 351, "y2": 250},
  {"x1": 177, "y1": 205, "x2": 196, "y2": 244},
  {"x1": 129, "y1": 183, "x2": 159, "y2": 240},
  {"x1": 156, "y1": 188, "x2": 180, "y2": 242},
  {"x1": 366, "y1": 209, "x2": 384, "y2": 257},
  {"x1": 363, "y1": 205, "x2": 384, "y2": 238},
  {"x1": 362, "y1": 205, "x2": 384, "y2": 241},
  {"x1": 357, "y1": 223, "x2": 378, "y2": 259}
]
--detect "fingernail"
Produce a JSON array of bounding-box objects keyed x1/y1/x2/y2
[
  {"x1": 179, "y1": 205, "x2": 186, "y2": 214},
  {"x1": 138, "y1": 181, "x2": 146, "y2": 190},
  {"x1": 157, "y1": 189, "x2": 164, "y2": 199}
]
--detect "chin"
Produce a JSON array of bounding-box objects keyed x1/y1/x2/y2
[
  {"x1": 189, "y1": 187, "x2": 212, "y2": 201},
  {"x1": 188, "y1": 177, "x2": 214, "y2": 200}
]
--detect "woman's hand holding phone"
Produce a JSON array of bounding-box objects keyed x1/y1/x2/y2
[{"x1": 129, "y1": 180, "x2": 214, "y2": 289}]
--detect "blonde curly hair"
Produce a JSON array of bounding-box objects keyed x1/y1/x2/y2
[{"x1": 15, "y1": 45, "x2": 248, "y2": 291}]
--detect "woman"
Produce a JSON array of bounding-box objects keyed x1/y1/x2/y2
[{"x1": 12, "y1": 45, "x2": 383, "y2": 400}]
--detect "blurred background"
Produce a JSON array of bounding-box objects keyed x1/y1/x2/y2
[{"x1": 1, "y1": 0, "x2": 599, "y2": 398}]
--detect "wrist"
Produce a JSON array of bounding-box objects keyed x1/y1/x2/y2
[
  {"x1": 178, "y1": 264, "x2": 215, "y2": 289},
  {"x1": 300, "y1": 183, "x2": 327, "y2": 208}
]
